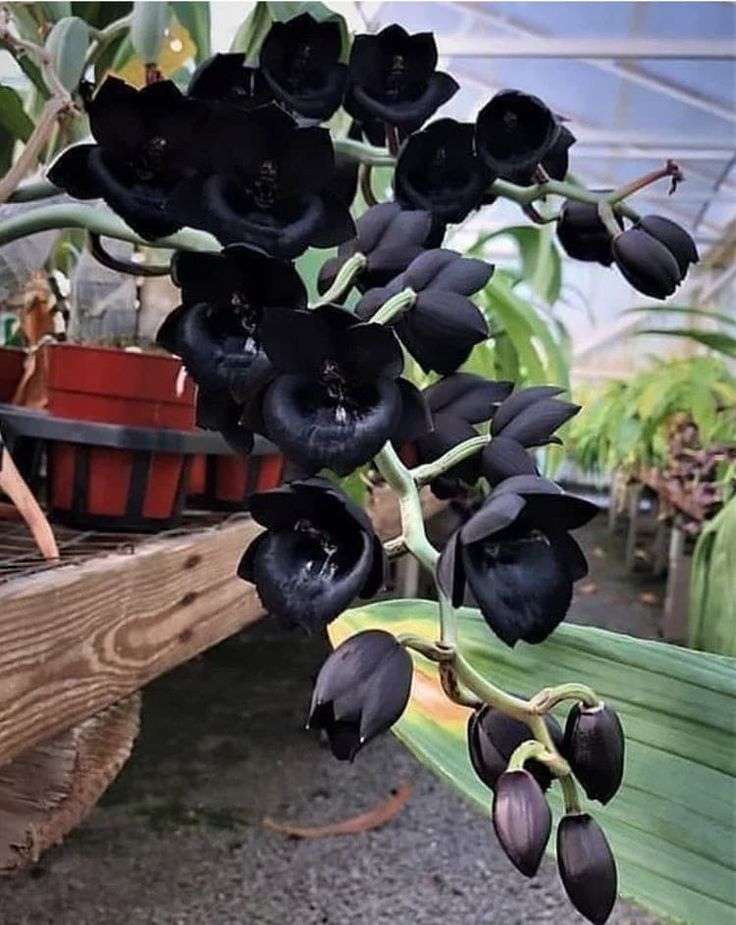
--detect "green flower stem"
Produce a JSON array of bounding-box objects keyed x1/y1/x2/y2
[
  {"x1": 333, "y1": 137, "x2": 395, "y2": 168},
  {"x1": 311, "y1": 251, "x2": 367, "y2": 307},
  {"x1": 605, "y1": 159, "x2": 682, "y2": 206},
  {"x1": 411, "y1": 434, "x2": 491, "y2": 486},
  {"x1": 398, "y1": 634, "x2": 454, "y2": 662},
  {"x1": 529, "y1": 683, "x2": 600, "y2": 713},
  {"x1": 0, "y1": 203, "x2": 220, "y2": 251},
  {"x1": 371, "y1": 287, "x2": 417, "y2": 325},
  {"x1": 453, "y1": 651, "x2": 535, "y2": 723},
  {"x1": 508, "y1": 739, "x2": 552, "y2": 771},
  {"x1": 8, "y1": 179, "x2": 61, "y2": 202},
  {"x1": 597, "y1": 200, "x2": 624, "y2": 239},
  {"x1": 559, "y1": 773, "x2": 582, "y2": 814},
  {"x1": 374, "y1": 442, "x2": 438, "y2": 575},
  {"x1": 438, "y1": 662, "x2": 482, "y2": 708}
]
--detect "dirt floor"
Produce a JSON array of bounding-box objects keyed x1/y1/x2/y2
[{"x1": 0, "y1": 511, "x2": 667, "y2": 925}]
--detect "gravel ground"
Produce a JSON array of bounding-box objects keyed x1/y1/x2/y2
[{"x1": 0, "y1": 515, "x2": 665, "y2": 925}]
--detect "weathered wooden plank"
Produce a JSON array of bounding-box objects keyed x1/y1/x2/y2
[{"x1": 0, "y1": 518, "x2": 264, "y2": 767}]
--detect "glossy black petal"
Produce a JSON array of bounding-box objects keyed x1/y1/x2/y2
[
  {"x1": 563, "y1": 703, "x2": 625, "y2": 805},
  {"x1": 188, "y1": 53, "x2": 273, "y2": 109},
  {"x1": 393, "y1": 379, "x2": 434, "y2": 444},
  {"x1": 481, "y1": 435, "x2": 538, "y2": 485},
  {"x1": 424, "y1": 373, "x2": 512, "y2": 422},
  {"x1": 557, "y1": 815, "x2": 618, "y2": 924},
  {"x1": 492, "y1": 770, "x2": 552, "y2": 877},
  {"x1": 263, "y1": 374, "x2": 402, "y2": 475},
  {"x1": 46, "y1": 144, "x2": 100, "y2": 199},
  {"x1": 462, "y1": 529, "x2": 576, "y2": 646},
  {"x1": 459, "y1": 491, "x2": 527, "y2": 543},
  {"x1": 260, "y1": 13, "x2": 347, "y2": 120},
  {"x1": 468, "y1": 705, "x2": 564, "y2": 792},
  {"x1": 612, "y1": 228, "x2": 682, "y2": 299},
  {"x1": 498, "y1": 397, "x2": 580, "y2": 447},
  {"x1": 475, "y1": 90, "x2": 560, "y2": 181},
  {"x1": 491, "y1": 385, "x2": 565, "y2": 434},
  {"x1": 556, "y1": 200, "x2": 621, "y2": 266},
  {"x1": 638, "y1": 215, "x2": 698, "y2": 278},
  {"x1": 346, "y1": 25, "x2": 458, "y2": 128},
  {"x1": 402, "y1": 248, "x2": 494, "y2": 296},
  {"x1": 318, "y1": 203, "x2": 432, "y2": 295},
  {"x1": 195, "y1": 387, "x2": 255, "y2": 455},
  {"x1": 542, "y1": 123, "x2": 576, "y2": 180},
  {"x1": 397, "y1": 290, "x2": 488, "y2": 375},
  {"x1": 395, "y1": 119, "x2": 491, "y2": 222},
  {"x1": 309, "y1": 631, "x2": 412, "y2": 760}
]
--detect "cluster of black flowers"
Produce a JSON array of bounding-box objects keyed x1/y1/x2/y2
[{"x1": 470, "y1": 699, "x2": 625, "y2": 924}]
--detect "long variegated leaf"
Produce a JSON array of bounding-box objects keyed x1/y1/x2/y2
[{"x1": 330, "y1": 600, "x2": 736, "y2": 925}]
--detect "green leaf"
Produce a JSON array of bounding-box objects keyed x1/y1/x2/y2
[
  {"x1": 71, "y1": 3, "x2": 132, "y2": 29},
  {"x1": 627, "y1": 305, "x2": 736, "y2": 329},
  {"x1": 230, "y1": 1, "x2": 272, "y2": 58},
  {"x1": 130, "y1": 0, "x2": 169, "y2": 64},
  {"x1": 636, "y1": 329, "x2": 736, "y2": 359},
  {"x1": 689, "y1": 498, "x2": 736, "y2": 657},
  {"x1": 331, "y1": 600, "x2": 736, "y2": 925},
  {"x1": 170, "y1": 1, "x2": 210, "y2": 62},
  {"x1": 0, "y1": 39, "x2": 49, "y2": 98},
  {"x1": 41, "y1": 2, "x2": 73, "y2": 21},
  {"x1": 45, "y1": 16, "x2": 90, "y2": 92},
  {"x1": 0, "y1": 85, "x2": 33, "y2": 142},
  {"x1": 472, "y1": 226, "x2": 562, "y2": 305}
]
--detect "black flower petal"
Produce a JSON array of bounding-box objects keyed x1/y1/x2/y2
[
  {"x1": 425, "y1": 373, "x2": 512, "y2": 422},
  {"x1": 395, "y1": 119, "x2": 491, "y2": 223},
  {"x1": 259, "y1": 13, "x2": 347, "y2": 120},
  {"x1": 309, "y1": 629, "x2": 412, "y2": 760},
  {"x1": 393, "y1": 379, "x2": 434, "y2": 444},
  {"x1": 401, "y1": 248, "x2": 494, "y2": 295},
  {"x1": 195, "y1": 387, "x2": 255, "y2": 455},
  {"x1": 563, "y1": 703, "x2": 625, "y2": 804},
  {"x1": 556, "y1": 200, "x2": 621, "y2": 266},
  {"x1": 475, "y1": 90, "x2": 560, "y2": 182},
  {"x1": 481, "y1": 435, "x2": 538, "y2": 484},
  {"x1": 397, "y1": 289, "x2": 488, "y2": 375},
  {"x1": 188, "y1": 53, "x2": 273, "y2": 109},
  {"x1": 612, "y1": 227, "x2": 682, "y2": 299}
]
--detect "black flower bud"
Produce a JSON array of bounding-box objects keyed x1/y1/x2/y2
[
  {"x1": 492, "y1": 769, "x2": 551, "y2": 877},
  {"x1": 563, "y1": 702, "x2": 625, "y2": 804},
  {"x1": 468, "y1": 704, "x2": 563, "y2": 792},
  {"x1": 475, "y1": 90, "x2": 559, "y2": 182},
  {"x1": 557, "y1": 813, "x2": 618, "y2": 924},
  {"x1": 308, "y1": 629, "x2": 413, "y2": 760},
  {"x1": 638, "y1": 215, "x2": 698, "y2": 278},
  {"x1": 556, "y1": 200, "x2": 621, "y2": 266},
  {"x1": 612, "y1": 227, "x2": 682, "y2": 299}
]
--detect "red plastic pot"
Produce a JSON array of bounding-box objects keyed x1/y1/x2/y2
[
  {"x1": 188, "y1": 451, "x2": 285, "y2": 510},
  {"x1": 44, "y1": 343, "x2": 196, "y2": 531},
  {"x1": 0, "y1": 346, "x2": 25, "y2": 402}
]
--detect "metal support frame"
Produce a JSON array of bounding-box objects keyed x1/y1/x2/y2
[{"x1": 436, "y1": 36, "x2": 735, "y2": 60}]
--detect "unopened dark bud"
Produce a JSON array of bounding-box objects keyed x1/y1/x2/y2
[
  {"x1": 612, "y1": 227, "x2": 681, "y2": 299},
  {"x1": 557, "y1": 813, "x2": 618, "y2": 924},
  {"x1": 638, "y1": 215, "x2": 698, "y2": 278},
  {"x1": 563, "y1": 702, "x2": 624, "y2": 804},
  {"x1": 492, "y1": 769, "x2": 551, "y2": 877},
  {"x1": 468, "y1": 705, "x2": 563, "y2": 792}
]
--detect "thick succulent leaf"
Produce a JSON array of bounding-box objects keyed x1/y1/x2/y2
[{"x1": 330, "y1": 599, "x2": 736, "y2": 925}]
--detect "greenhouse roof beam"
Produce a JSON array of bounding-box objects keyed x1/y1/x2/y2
[{"x1": 436, "y1": 36, "x2": 735, "y2": 60}]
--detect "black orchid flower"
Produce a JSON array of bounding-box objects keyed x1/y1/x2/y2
[
  {"x1": 482, "y1": 385, "x2": 580, "y2": 485},
  {"x1": 318, "y1": 202, "x2": 433, "y2": 296},
  {"x1": 156, "y1": 245, "x2": 306, "y2": 403},
  {"x1": 356, "y1": 249, "x2": 492, "y2": 375},
  {"x1": 612, "y1": 227, "x2": 682, "y2": 299},
  {"x1": 511, "y1": 122, "x2": 576, "y2": 186},
  {"x1": 48, "y1": 77, "x2": 209, "y2": 239},
  {"x1": 195, "y1": 386, "x2": 255, "y2": 455},
  {"x1": 345, "y1": 24, "x2": 459, "y2": 134},
  {"x1": 188, "y1": 53, "x2": 273, "y2": 110},
  {"x1": 394, "y1": 119, "x2": 492, "y2": 223},
  {"x1": 170, "y1": 104, "x2": 355, "y2": 259},
  {"x1": 475, "y1": 90, "x2": 560, "y2": 183},
  {"x1": 556, "y1": 200, "x2": 621, "y2": 266},
  {"x1": 415, "y1": 374, "x2": 512, "y2": 498},
  {"x1": 257, "y1": 305, "x2": 429, "y2": 475},
  {"x1": 259, "y1": 13, "x2": 348, "y2": 120},
  {"x1": 437, "y1": 475, "x2": 598, "y2": 647},
  {"x1": 308, "y1": 629, "x2": 412, "y2": 760},
  {"x1": 563, "y1": 703, "x2": 625, "y2": 805},
  {"x1": 237, "y1": 479, "x2": 386, "y2": 633},
  {"x1": 468, "y1": 704, "x2": 564, "y2": 792}
]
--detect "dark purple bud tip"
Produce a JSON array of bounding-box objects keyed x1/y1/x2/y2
[
  {"x1": 557, "y1": 813, "x2": 618, "y2": 924},
  {"x1": 612, "y1": 227, "x2": 682, "y2": 299},
  {"x1": 563, "y1": 702, "x2": 625, "y2": 804},
  {"x1": 492, "y1": 769, "x2": 552, "y2": 877},
  {"x1": 638, "y1": 215, "x2": 699, "y2": 278}
]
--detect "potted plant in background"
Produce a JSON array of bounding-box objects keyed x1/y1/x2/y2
[{"x1": 1, "y1": 4, "x2": 732, "y2": 925}]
